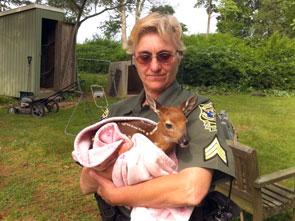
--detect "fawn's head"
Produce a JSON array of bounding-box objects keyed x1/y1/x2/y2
[{"x1": 147, "y1": 96, "x2": 197, "y2": 149}]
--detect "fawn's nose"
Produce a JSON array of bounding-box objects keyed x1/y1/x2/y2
[{"x1": 179, "y1": 135, "x2": 189, "y2": 148}]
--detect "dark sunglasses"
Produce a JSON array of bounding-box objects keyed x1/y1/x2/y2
[{"x1": 134, "y1": 51, "x2": 180, "y2": 65}]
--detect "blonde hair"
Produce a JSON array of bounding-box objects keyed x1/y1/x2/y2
[{"x1": 126, "y1": 12, "x2": 185, "y2": 54}]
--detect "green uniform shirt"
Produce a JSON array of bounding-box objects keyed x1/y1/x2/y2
[{"x1": 107, "y1": 81, "x2": 235, "y2": 182}]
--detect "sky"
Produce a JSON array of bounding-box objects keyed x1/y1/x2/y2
[{"x1": 77, "y1": 0, "x2": 218, "y2": 43}]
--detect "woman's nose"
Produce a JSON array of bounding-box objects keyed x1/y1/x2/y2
[{"x1": 150, "y1": 57, "x2": 161, "y2": 72}]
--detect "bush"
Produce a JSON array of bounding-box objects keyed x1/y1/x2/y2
[
  {"x1": 250, "y1": 33, "x2": 295, "y2": 90},
  {"x1": 180, "y1": 33, "x2": 295, "y2": 90}
]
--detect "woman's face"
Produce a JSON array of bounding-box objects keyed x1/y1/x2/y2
[{"x1": 134, "y1": 33, "x2": 180, "y2": 99}]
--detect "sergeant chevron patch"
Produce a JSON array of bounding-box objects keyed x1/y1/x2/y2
[{"x1": 204, "y1": 136, "x2": 227, "y2": 165}]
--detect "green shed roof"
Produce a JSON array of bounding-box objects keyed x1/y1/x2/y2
[{"x1": 0, "y1": 4, "x2": 64, "y2": 18}]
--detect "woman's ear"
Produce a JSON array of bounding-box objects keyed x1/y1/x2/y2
[
  {"x1": 131, "y1": 54, "x2": 136, "y2": 65},
  {"x1": 176, "y1": 51, "x2": 183, "y2": 65}
]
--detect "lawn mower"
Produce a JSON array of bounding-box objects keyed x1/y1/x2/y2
[{"x1": 8, "y1": 81, "x2": 79, "y2": 117}]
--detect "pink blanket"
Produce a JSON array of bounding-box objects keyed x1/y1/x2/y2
[
  {"x1": 72, "y1": 122, "x2": 130, "y2": 168},
  {"x1": 113, "y1": 133, "x2": 193, "y2": 221},
  {"x1": 72, "y1": 117, "x2": 193, "y2": 221}
]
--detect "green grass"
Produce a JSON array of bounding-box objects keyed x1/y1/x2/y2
[
  {"x1": 0, "y1": 95, "x2": 17, "y2": 107},
  {"x1": 212, "y1": 95, "x2": 295, "y2": 175},
  {"x1": 0, "y1": 101, "x2": 106, "y2": 220},
  {"x1": 0, "y1": 74, "x2": 294, "y2": 220}
]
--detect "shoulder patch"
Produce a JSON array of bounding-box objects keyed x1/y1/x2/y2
[
  {"x1": 199, "y1": 102, "x2": 217, "y2": 132},
  {"x1": 204, "y1": 136, "x2": 227, "y2": 165},
  {"x1": 101, "y1": 108, "x2": 110, "y2": 119}
]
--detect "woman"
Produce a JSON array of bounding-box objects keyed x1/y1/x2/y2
[{"x1": 80, "y1": 12, "x2": 235, "y2": 220}]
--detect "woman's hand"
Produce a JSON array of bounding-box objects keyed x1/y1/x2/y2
[
  {"x1": 80, "y1": 165, "x2": 113, "y2": 195},
  {"x1": 80, "y1": 167, "x2": 99, "y2": 194},
  {"x1": 89, "y1": 170, "x2": 121, "y2": 205}
]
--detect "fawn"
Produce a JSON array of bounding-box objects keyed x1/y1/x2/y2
[
  {"x1": 81, "y1": 96, "x2": 198, "y2": 187},
  {"x1": 117, "y1": 96, "x2": 198, "y2": 154}
]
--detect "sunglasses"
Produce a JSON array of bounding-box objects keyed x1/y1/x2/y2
[{"x1": 134, "y1": 51, "x2": 180, "y2": 65}]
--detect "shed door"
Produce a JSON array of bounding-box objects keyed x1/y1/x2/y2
[
  {"x1": 40, "y1": 18, "x2": 57, "y2": 89},
  {"x1": 54, "y1": 21, "x2": 75, "y2": 90}
]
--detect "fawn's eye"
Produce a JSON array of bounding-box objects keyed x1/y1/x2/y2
[{"x1": 165, "y1": 123, "x2": 173, "y2": 129}]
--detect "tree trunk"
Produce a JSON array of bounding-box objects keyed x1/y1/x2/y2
[
  {"x1": 135, "y1": 0, "x2": 145, "y2": 22},
  {"x1": 206, "y1": 0, "x2": 213, "y2": 36},
  {"x1": 207, "y1": 11, "x2": 211, "y2": 36},
  {"x1": 120, "y1": 0, "x2": 127, "y2": 49}
]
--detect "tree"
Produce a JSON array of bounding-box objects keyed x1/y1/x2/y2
[
  {"x1": 99, "y1": 16, "x2": 121, "y2": 40},
  {"x1": 216, "y1": 0, "x2": 259, "y2": 37},
  {"x1": 216, "y1": 0, "x2": 245, "y2": 36},
  {"x1": 253, "y1": 0, "x2": 295, "y2": 38},
  {"x1": 98, "y1": 0, "x2": 144, "y2": 48},
  {"x1": 134, "y1": 0, "x2": 169, "y2": 22},
  {"x1": 150, "y1": 5, "x2": 188, "y2": 32},
  {"x1": 194, "y1": 0, "x2": 218, "y2": 36},
  {"x1": 97, "y1": 0, "x2": 133, "y2": 47},
  {"x1": 217, "y1": 0, "x2": 295, "y2": 39},
  {"x1": 99, "y1": 0, "x2": 167, "y2": 48},
  {"x1": 0, "y1": 0, "x2": 28, "y2": 11},
  {"x1": 150, "y1": 4, "x2": 174, "y2": 15},
  {"x1": 134, "y1": 0, "x2": 145, "y2": 21}
]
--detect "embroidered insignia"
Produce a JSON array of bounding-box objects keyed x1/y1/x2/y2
[
  {"x1": 204, "y1": 137, "x2": 227, "y2": 165},
  {"x1": 101, "y1": 108, "x2": 109, "y2": 119},
  {"x1": 199, "y1": 102, "x2": 217, "y2": 132}
]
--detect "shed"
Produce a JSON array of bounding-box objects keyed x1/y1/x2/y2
[{"x1": 0, "y1": 4, "x2": 75, "y2": 97}]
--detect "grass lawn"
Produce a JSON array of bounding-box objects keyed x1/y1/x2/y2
[
  {"x1": 0, "y1": 75, "x2": 294, "y2": 220},
  {"x1": 212, "y1": 95, "x2": 295, "y2": 175}
]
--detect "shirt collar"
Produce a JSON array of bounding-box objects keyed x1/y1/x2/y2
[
  {"x1": 130, "y1": 81, "x2": 182, "y2": 115},
  {"x1": 131, "y1": 90, "x2": 146, "y2": 115},
  {"x1": 157, "y1": 81, "x2": 182, "y2": 105}
]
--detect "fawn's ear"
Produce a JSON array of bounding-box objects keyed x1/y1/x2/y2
[
  {"x1": 181, "y1": 96, "x2": 198, "y2": 116},
  {"x1": 146, "y1": 96, "x2": 161, "y2": 115}
]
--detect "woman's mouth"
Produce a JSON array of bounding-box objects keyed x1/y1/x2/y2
[{"x1": 146, "y1": 74, "x2": 166, "y2": 80}]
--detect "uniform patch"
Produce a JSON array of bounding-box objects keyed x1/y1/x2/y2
[
  {"x1": 101, "y1": 108, "x2": 110, "y2": 119},
  {"x1": 199, "y1": 102, "x2": 217, "y2": 132},
  {"x1": 204, "y1": 137, "x2": 227, "y2": 165}
]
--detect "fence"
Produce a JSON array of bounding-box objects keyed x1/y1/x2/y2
[{"x1": 77, "y1": 58, "x2": 111, "y2": 74}]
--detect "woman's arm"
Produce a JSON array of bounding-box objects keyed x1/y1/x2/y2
[{"x1": 88, "y1": 167, "x2": 213, "y2": 208}]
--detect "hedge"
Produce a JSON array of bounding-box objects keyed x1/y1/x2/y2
[
  {"x1": 180, "y1": 33, "x2": 295, "y2": 90},
  {"x1": 76, "y1": 34, "x2": 295, "y2": 90}
]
